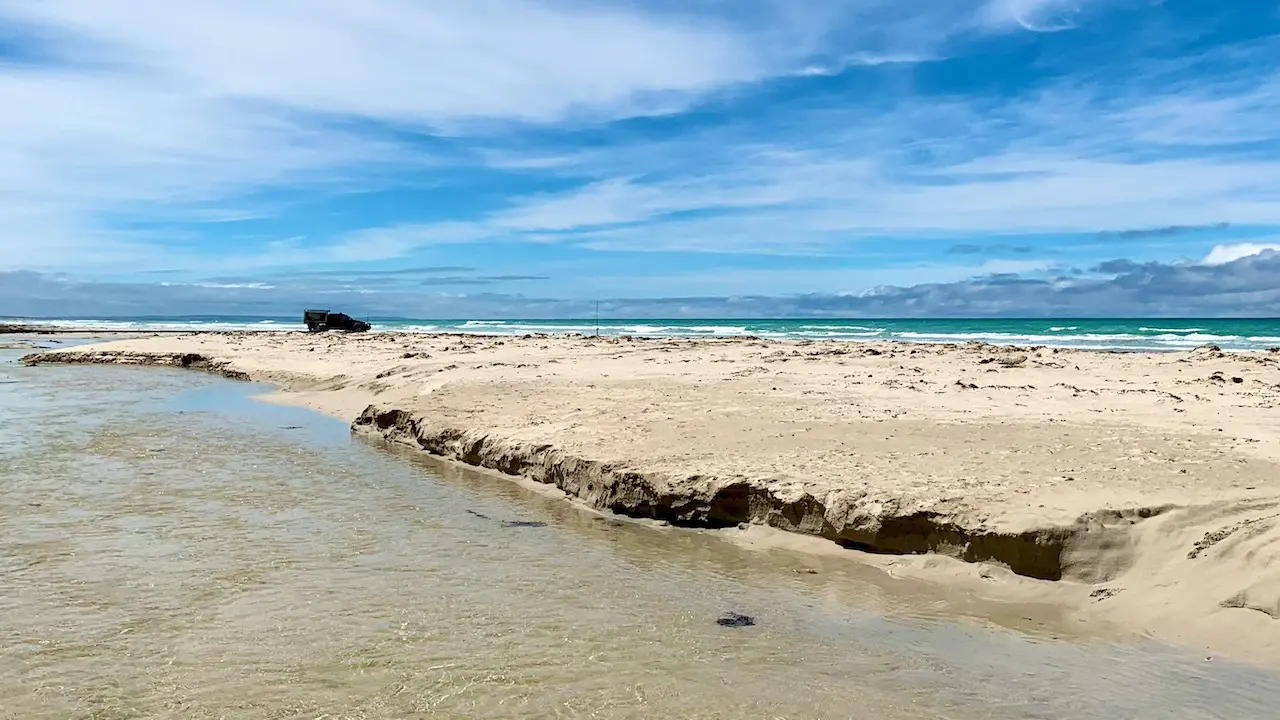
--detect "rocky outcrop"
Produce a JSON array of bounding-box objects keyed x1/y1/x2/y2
[
  {"x1": 352, "y1": 403, "x2": 1122, "y2": 582},
  {"x1": 23, "y1": 349, "x2": 251, "y2": 381}
]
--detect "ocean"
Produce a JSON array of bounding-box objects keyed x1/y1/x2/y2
[{"x1": 7, "y1": 316, "x2": 1280, "y2": 352}]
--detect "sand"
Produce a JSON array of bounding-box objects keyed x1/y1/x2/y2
[{"x1": 24, "y1": 330, "x2": 1280, "y2": 664}]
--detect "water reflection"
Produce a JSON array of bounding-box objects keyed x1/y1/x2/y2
[{"x1": 2, "y1": 360, "x2": 1275, "y2": 719}]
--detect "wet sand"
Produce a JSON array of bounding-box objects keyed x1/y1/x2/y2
[{"x1": 23, "y1": 330, "x2": 1280, "y2": 665}]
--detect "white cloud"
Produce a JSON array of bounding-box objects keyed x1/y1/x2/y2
[
  {"x1": 8, "y1": 249, "x2": 1280, "y2": 316},
  {"x1": 488, "y1": 158, "x2": 843, "y2": 232},
  {"x1": 876, "y1": 156, "x2": 1280, "y2": 231},
  {"x1": 2, "y1": 0, "x2": 1278, "y2": 280},
  {"x1": 0, "y1": 66, "x2": 408, "y2": 269},
  {"x1": 0, "y1": 0, "x2": 775, "y2": 270},
  {"x1": 3, "y1": 0, "x2": 998, "y2": 272},
  {"x1": 1120, "y1": 77, "x2": 1280, "y2": 146},
  {"x1": 980, "y1": 0, "x2": 1097, "y2": 33},
  {"x1": 1203, "y1": 242, "x2": 1280, "y2": 266},
  {"x1": 19, "y1": 0, "x2": 765, "y2": 124},
  {"x1": 795, "y1": 52, "x2": 937, "y2": 77},
  {"x1": 341, "y1": 45, "x2": 1280, "y2": 260},
  {"x1": 311, "y1": 148, "x2": 1280, "y2": 261}
]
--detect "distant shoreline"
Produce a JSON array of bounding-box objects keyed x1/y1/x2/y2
[
  {"x1": 6, "y1": 320, "x2": 1280, "y2": 356},
  {"x1": 0, "y1": 324, "x2": 204, "y2": 335},
  {"x1": 6, "y1": 316, "x2": 1279, "y2": 352}
]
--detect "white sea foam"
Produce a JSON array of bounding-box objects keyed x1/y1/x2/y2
[
  {"x1": 9, "y1": 318, "x2": 306, "y2": 332},
  {"x1": 878, "y1": 330, "x2": 1270, "y2": 352},
  {"x1": 1151, "y1": 333, "x2": 1238, "y2": 342},
  {"x1": 796, "y1": 324, "x2": 884, "y2": 332},
  {"x1": 686, "y1": 325, "x2": 749, "y2": 333}
]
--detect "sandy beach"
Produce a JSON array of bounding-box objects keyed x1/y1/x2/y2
[{"x1": 23, "y1": 331, "x2": 1280, "y2": 664}]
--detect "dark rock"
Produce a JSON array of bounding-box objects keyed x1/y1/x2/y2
[
  {"x1": 716, "y1": 612, "x2": 755, "y2": 628},
  {"x1": 1089, "y1": 587, "x2": 1121, "y2": 601},
  {"x1": 465, "y1": 508, "x2": 543, "y2": 527}
]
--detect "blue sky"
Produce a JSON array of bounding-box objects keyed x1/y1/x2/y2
[{"x1": 2, "y1": 0, "x2": 1280, "y2": 317}]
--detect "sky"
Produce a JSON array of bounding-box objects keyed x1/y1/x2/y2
[{"x1": 2, "y1": 0, "x2": 1280, "y2": 318}]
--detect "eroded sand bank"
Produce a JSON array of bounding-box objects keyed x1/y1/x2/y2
[{"x1": 24, "y1": 331, "x2": 1280, "y2": 664}]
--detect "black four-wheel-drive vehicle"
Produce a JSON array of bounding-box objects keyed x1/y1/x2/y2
[{"x1": 304, "y1": 309, "x2": 371, "y2": 333}]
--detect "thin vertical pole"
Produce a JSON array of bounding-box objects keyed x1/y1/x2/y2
[{"x1": 595, "y1": 297, "x2": 600, "y2": 337}]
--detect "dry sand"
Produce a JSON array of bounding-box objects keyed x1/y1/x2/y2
[{"x1": 24, "y1": 331, "x2": 1280, "y2": 664}]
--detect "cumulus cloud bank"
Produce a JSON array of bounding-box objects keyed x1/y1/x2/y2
[
  {"x1": 6, "y1": 251, "x2": 1279, "y2": 319},
  {"x1": 1203, "y1": 242, "x2": 1280, "y2": 266}
]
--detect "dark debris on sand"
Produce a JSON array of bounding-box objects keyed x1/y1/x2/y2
[{"x1": 716, "y1": 612, "x2": 756, "y2": 628}]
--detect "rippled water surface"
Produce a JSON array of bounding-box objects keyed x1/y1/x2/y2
[
  {"x1": 2, "y1": 345, "x2": 1277, "y2": 719},
  {"x1": 9, "y1": 316, "x2": 1280, "y2": 351}
]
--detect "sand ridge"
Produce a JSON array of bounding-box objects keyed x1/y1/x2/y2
[{"x1": 24, "y1": 330, "x2": 1280, "y2": 664}]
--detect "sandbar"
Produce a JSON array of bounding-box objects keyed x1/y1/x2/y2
[{"x1": 24, "y1": 330, "x2": 1280, "y2": 664}]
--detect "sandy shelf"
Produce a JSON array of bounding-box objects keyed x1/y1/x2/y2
[{"x1": 25, "y1": 330, "x2": 1280, "y2": 664}]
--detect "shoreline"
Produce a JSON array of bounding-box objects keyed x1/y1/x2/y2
[
  {"x1": 352, "y1": 402, "x2": 1079, "y2": 579},
  {"x1": 6, "y1": 319, "x2": 1280, "y2": 354},
  {"x1": 21, "y1": 330, "x2": 1280, "y2": 665},
  {"x1": 0, "y1": 323, "x2": 208, "y2": 335}
]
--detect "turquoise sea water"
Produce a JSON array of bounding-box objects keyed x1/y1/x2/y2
[{"x1": 8, "y1": 316, "x2": 1280, "y2": 351}]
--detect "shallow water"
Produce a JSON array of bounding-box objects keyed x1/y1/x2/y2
[{"x1": 2, "y1": 348, "x2": 1277, "y2": 719}]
